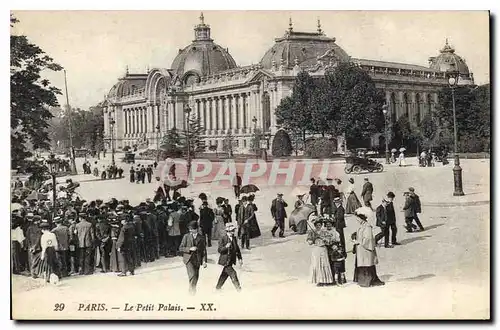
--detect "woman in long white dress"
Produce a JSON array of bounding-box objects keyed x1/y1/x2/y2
[
  {"x1": 398, "y1": 151, "x2": 407, "y2": 167},
  {"x1": 307, "y1": 218, "x2": 334, "y2": 286}
]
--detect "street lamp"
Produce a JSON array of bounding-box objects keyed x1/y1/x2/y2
[
  {"x1": 108, "y1": 112, "x2": 116, "y2": 166},
  {"x1": 156, "y1": 125, "x2": 161, "y2": 162},
  {"x1": 382, "y1": 104, "x2": 390, "y2": 164},
  {"x1": 184, "y1": 105, "x2": 192, "y2": 176},
  {"x1": 46, "y1": 154, "x2": 59, "y2": 217},
  {"x1": 447, "y1": 71, "x2": 465, "y2": 196},
  {"x1": 252, "y1": 116, "x2": 259, "y2": 157}
]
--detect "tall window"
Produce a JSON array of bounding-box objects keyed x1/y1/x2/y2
[
  {"x1": 236, "y1": 96, "x2": 240, "y2": 129},
  {"x1": 415, "y1": 93, "x2": 422, "y2": 124},
  {"x1": 215, "y1": 98, "x2": 219, "y2": 130},
  {"x1": 262, "y1": 92, "x2": 271, "y2": 132},
  {"x1": 208, "y1": 100, "x2": 213, "y2": 130},
  {"x1": 403, "y1": 93, "x2": 409, "y2": 118}
]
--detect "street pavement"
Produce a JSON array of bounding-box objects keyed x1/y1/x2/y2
[{"x1": 11, "y1": 156, "x2": 490, "y2": 319}]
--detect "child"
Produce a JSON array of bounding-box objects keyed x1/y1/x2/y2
[{"x1": 324, "y1": 218, "x2": 347, "y2": 285}]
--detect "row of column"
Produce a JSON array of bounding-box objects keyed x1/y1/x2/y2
[
  {"x1": 165, "y1": 92, "x2": 263, "y2": 135},
  {"x1": 385, "y1": 90, "x2": 438, "y2": 124},
  {"x1": 123, "y1": 105, "x2": 162, "y2": 136}
]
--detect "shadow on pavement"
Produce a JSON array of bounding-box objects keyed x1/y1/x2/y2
[
  {"x1": 396, "y1": 274, "x2": 436, "y2": 282},
  {"x1": 425, "y1": 223, "x2": 445, "y2": 231},
  {"x1": 380, "y1": 274, "x2": 393, "y2": 282},
  {"x1": 399, "y1": 235, "x2": 432, "y2": 245}
]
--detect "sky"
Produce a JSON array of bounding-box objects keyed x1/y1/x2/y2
[{"x1": 11, "y1": 10, "x2": 490, "y2": 110}]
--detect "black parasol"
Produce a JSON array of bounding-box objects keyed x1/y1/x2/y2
[{"x1": 240, "y1": 184, "x2": 260, "y2": 194}]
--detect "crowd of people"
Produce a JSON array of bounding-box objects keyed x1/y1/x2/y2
[{"x1": 12, "y1": 157, "x2": 426, "y2": 292}]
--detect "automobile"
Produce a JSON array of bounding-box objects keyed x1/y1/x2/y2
[
  {"x1": 122, "y1": 152, "x2": 136, "y2": 164},
  {"x1": 344, "y1": 156, "x2": 384, "y2": 174}
]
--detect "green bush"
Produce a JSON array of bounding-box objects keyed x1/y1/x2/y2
[
  {"x1": 305, "y1": 137, "x2": 337, "y2": 158},
  {"x1": 272, "y1": 130, "x2": 293, "y2": 157}
]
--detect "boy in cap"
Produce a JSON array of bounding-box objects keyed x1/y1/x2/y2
[
  {"x1": 385, "y1": 192, "x2": 400, "y2": 245},
  {"x1": 179, "y1": 221, "x2": 207, "y2": 295},
  {"x1": 117, "y1": 215, "x2": 136, "y2": 276},
  {"x1": 216, "y1": 223, "x2": 242, "y2": 292},
  {"x1": 199, "y1": 201, "x2": 215, "y2": 247}
]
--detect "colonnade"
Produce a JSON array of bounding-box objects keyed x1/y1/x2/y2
[{"x1": 385, "y1": 90, "x2": 439, "y2": 125}]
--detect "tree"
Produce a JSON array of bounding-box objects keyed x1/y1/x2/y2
[
  {"x1": 271, "y1": 129, "x2": 293, "y2": 157},
  {"x1": 180, "y1": 114, "x2": 206, "y2": 158},
  {"x1": 160, "y1": 128, "x2": 183, "y2": 157},
  {"x1": 323, "y1": 63, "x2": 385, "y2": 148},
  {"x1": 11, "y1": 15, "x2": 63, "y2": 168},
  {"x1": 222, "y1": 130, "x2": 235, "y2": 157},
  {"x1": 393, "y1": 115, "x2": 413, "y2": 147},
  {"x1": 305, "y1": 137, "x2": 337, "y2": 159},
  {"x1": 415, "y1": 114, "x2": 438, "y2": 150},
  {"x1": 435, "y1": 83, "x2": 490, "y2": 152}
]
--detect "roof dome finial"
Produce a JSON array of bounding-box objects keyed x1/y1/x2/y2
[
  {"x1": 125, "y1": 65, "x2": 129, "y2": 76},
  {"x1": 317, "y1": 17, "x2": 322, "y2": 34},
  {"x1": 200, "y1": 12, "x2": 205, "y2": 25},
  {"x1": 289, "y1": 17, "x2": 293, "y2": 32},
  {"x1": 441, "y1": 37, "x2": 455, "y2": 54}
]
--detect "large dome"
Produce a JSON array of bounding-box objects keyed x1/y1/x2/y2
[
  {"x1": 171, "y1": 13, "x2": 237, "y2": 80},
  {"x1": 260, "y1": 21, "x2": 350, "y2": 69},
  {"x1": 429, "y1": 40, "x2": 470, "y2": 75}
]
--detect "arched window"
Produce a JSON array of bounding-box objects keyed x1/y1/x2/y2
[{"x1": 403, "y1": 93, "x2": 409, "y2": 118}]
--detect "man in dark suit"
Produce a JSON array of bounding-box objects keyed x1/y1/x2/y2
[
  {"x1": 375, "y1": 198, "x2": 391, "y2": 248},
  {"x1": 117, "y1": 216, "x2": 136, "y2": 276},
  {"x1": 309, "y1": 178, "x2": 319, "y2": 212},
  {"x1": 51, "y1": 217, "x2": 70, "y2": 277},
  {"x1": 179, "y1": 221, "x2": 207, "y2": 295},
  {"x1": 385, "y1": 191, "x2": 400, "y2": 246},
  {"x1": 361, "y1": 177, "x2": 374, "y2": 208},
  {"x1": 199, "y1": 201, "x2": 214, "y2": 247},
  {"x1": 232, "y1": 173, "x2": 242, "y2": 199},
  {"x1": 75, "y1": 213, "x2": 95, "y2": 275},
  {"x1": 270, "y1": 193, "x2": 288, "y2": 238},
  {"x1": 216, "y1": 223, "x2": 242, "y2": 292},
  {"x1": 332, "y1": 197, "x2": 346, "y2": 256},
  {"x1": 96, "y1": 216, "x2": 111, "y2": 272}
]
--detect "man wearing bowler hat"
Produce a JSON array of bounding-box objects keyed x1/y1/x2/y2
[
  {"x1": 216, "y1": 223, "x2": 242, "y2": 292},
  {"x1": 179, "y1": 221, "x2": 207, "y2": 295},
  {"x1": 271, "y1": 193, "x2": 288, "y2": 238}
]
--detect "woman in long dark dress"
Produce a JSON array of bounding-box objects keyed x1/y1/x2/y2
[
  {"x1": 247, "y1": 194, "x2": 261, "y2": 240},
  {"x1": 352, "y1": 212, "x2": 385, "y2": 287},
  {"x1": 31, "y1": 222, "x2": 61, "y2": 283}
]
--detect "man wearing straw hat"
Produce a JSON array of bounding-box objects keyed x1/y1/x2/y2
[{"x1": 216, "y1": 223, "x2": 242, "y2": 292}]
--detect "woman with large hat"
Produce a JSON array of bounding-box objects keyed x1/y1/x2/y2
[
  {"x1": 306, "y1": 217, "x2": 334, "y2": 286},
  {"x1": 345, "y1": 178, "x2": 362, "y2": 214},
  {"x1": 352, "y1": 211, "x2": 385, "y2": 287}
]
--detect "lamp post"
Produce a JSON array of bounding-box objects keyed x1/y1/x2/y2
[
  {"x1": 108, "y1": 112, "x2": 116, "y2": 166},
  {"x1": 382, "y1": 104, "x2": 390, "y2": 164},
  {"x1": 46, "y1": 153, "x2": 59, "y2": 217},
  {"x1": 447, "y1": 71, "x2": 465, "y2": 196},
  {"x1": 184, "y1": 105, "x2": 192, "y2": 176},
  {"x1": 156, "y1": 125, "x2": 161, "y2": 162}
]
